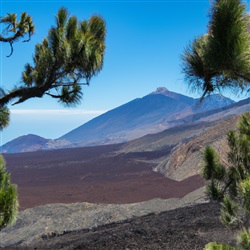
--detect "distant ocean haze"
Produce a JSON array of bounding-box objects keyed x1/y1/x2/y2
[{"x1": 3, "y1": 109, "x2": 106, "y2": 145}]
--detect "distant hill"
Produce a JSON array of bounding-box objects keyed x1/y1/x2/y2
[
  {"x1": 1, "y1": 134, "x2": 49, "y2": 154},
  {"x1": 1, "y1": 134, "x2": 71, "y2": 154},
  {"x1": 1, "y1": 87, "x2": 236, "y2": 153}
]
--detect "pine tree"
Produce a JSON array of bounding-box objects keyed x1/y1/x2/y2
[
  {"x1": 0, "y1": 157, "x2": 18, "y2": 230},
  {"x1": 203, "y1": 113, "x2": 250, "y2": 249}
]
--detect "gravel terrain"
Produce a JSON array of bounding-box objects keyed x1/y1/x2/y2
[
  {"x1": 0, "y1": 187, "x2": 206, "y2": 248},
  {"x1": 2, "y1": 201, "x2": 236, "y2": 250}
]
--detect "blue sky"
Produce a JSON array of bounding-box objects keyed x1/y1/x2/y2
[{"x1": 1, "y1": 0, "x2": 249, "y2": 144}]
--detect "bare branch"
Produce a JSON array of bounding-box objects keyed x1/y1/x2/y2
[
  {"x1": 52, "y1": 82, "x2": 88, "y2": 87},
  {"x1": 6, "y1": 41, "x2": 14, "y2": 57},
  {"x1": 45, "y1": 92, "x2": 61, "y2": 98}
]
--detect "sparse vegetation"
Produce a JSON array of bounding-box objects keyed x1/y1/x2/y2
[
  {"x1": 202, "y1": 113, "x2": 250, "y2": 249},
  {"x1": 0, "y1": 156, "x2": 18, "y2": 230}
]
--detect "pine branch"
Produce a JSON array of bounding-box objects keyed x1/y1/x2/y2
[{"x1": 0, "y1": 85, "x2": 49, "y2": 106}]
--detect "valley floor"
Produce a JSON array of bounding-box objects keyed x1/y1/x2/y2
[{"x1": 4, "y1": 144, "x2": 204, "y2": 210}]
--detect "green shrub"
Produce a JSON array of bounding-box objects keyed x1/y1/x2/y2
[{"x1": 0, "y1": 156, "x2": 18, "y2": 230}]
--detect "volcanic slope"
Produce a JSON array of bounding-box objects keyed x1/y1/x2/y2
[
  {"x1": 59, "y1": 87, "x2": 234, "y2": 146},
  {"x1": 120, "y1": 114, "x2": 241, "y2": 181},
  {"x1": 1, "y1": 202, "x2": 235, "y2": 250},
  {"x1": 59, "y1": 88, "x2": 196, "y2": 145},
  {"x1": 27, "y1": 202, "x2": 236, "y2": 250}
]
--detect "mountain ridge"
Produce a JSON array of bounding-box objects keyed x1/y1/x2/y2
[
  {"x1": 2, "y1": 87, "x2": 237, "y2": 153},
  {"x1": 58, "y1": 87, "x2": 235, "y2": 145}
]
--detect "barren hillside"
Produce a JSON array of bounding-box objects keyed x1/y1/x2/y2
[{"x1": 155, "y1": 115, "x2": 239, "y2": 180}]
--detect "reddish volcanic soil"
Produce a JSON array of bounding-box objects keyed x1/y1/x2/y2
[{"x1": 4, "y1": 144, "x2": 204, "y2": 210}]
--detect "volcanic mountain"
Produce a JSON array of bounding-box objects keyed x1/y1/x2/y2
[
  {"x1": 1, "y1": 87, "x2": 236, "y2": 153},
  {"x1": 59, "y1": 87, "x2": 234, "y2": 146}
]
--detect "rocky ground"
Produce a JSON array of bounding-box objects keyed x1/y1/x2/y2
[
  {"x1": 2, "y1": 202, "x2": 236, "y2": 250},
  {"x1": 0, "y1": 187, "x2": 237, "y2": 249}
]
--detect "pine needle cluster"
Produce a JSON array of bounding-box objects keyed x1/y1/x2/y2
[
  {"x1": 203, "y1": 113, "x2": 250, "y2": 249},
  {"x1": 182, "y1": 0, "x2": 250, "y2": 101}
]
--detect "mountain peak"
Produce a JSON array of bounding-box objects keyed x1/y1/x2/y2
[
  {"x1": 150, "y1": 87, "x2": 169, "y2": 95},
  {"x1": 149, "y1": 87, "x2": 194, "y2": 104},
  {"x1": 150, "y1": 87, "x2": 186, "y2": 99}
]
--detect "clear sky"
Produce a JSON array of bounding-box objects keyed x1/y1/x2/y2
[{"x1": 1, "y1": 0, "x2": 249, "y2": 144}]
